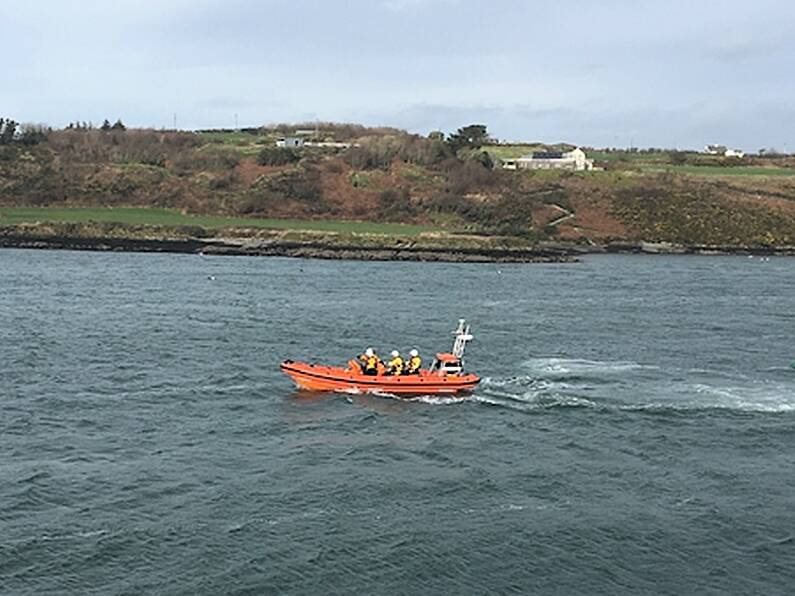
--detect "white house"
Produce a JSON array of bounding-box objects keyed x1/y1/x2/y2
[
  {"x1": 503, "y1": 148, "x2": 594, "y2": 171},
  {"x1": 276, "y1": 136, "x2": 305, "y2": 149},
  {"x1": 705, "y1": 144, "x2": 744, "y2": 158}
]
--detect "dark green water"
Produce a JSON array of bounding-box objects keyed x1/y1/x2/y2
[{"x1": 2, "y1": 250, "x2": 794, "y2": 595}]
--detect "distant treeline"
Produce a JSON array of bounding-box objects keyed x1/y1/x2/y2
[
  {"x1": 196, "y1": 122, "x2": 405, "y2": 142},
  {"x1": 0, "y1": 118, "x2": 48, "y2": 145}
]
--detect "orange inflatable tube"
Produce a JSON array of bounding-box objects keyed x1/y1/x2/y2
[{"x1": 280, "y1": 360, "x2": 480, "y2": 396}]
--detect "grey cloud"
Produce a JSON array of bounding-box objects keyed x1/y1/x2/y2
[
  {"x1": 359, "y1": 101, "x2": 795, "y2": 152},
  {"x1": 2, "y1": 0, "x2": 794, "y2": 149},
  {"x1": 707, "y1": 39, "x2": 781, "y2": 63}
]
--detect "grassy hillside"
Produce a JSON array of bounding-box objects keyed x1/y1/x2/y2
[
  {"x1": 0, "y1": 206, "x2": 438, "y2": 235},
  {"x1": 2, "y1": 123, "x2": 795, "y2": 248}
]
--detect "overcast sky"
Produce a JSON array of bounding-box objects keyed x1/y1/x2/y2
[{"x1": 4, "y1": 0, "x2": 794, "y2": 150}]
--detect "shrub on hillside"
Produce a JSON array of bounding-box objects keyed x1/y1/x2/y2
[
  {"x1": 235, "y1": 195, "x2": 273, "y2": 215},
  {"x1": 378, "y1": 187, "x2": 414, "y2": 218},
  {"x1": 668, "y1": 151, "x2": 688, "y2": 165},
  {"x1": 261, "y1": 166, "x2": 323, "y2": 201},
  {"x1": 0, "y1": 145, "x2": 19, "y2": 161},
  {"x1": 47, "y1": 129, "x2": 200, "y2": 166},
  {"x1": 325, "y1": 159, "x2": 344, "y2": 174},
  {"x1": 443, "y1": 159, "x2": 496, "y2": 195},
  {"x1": 343, "y1": 136, "x2": 403, "y2": 170},
  {"x1": 343, "y1": 134, "x2": 453, "y2": 170},
  {"x1": 257, "y1": 147, "x2": 301, "y2": 166},
  {"x1": 17, "y1": 124, "x2": 49, "y2": 145},
  {"x1": 421, "y1": 188, "x2": 538, "y2": 238},
  {"x1": 209, "y1": 171, "x2": 239, "y2": 190},
  {"x1": 171, "y1": 148, "x2": 240, "y2": 175}
]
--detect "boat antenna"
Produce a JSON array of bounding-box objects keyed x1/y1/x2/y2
[{"x1": 452, "y1": 319, "x2": 473, "y2": 358}]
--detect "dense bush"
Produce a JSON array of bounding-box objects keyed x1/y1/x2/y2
[
  {"x1": 171, "y1": 148, "x2": 239, "y2": 175},
  {"x1": 668, "y1": 151, "x2": 688, "y2": 165},
  {"x1": 257, "y1": 147, "x2": 301, "y2": 166},
  {"x1": 0, "y1": 145, "x2": 19, "y2": 161},
  {"x1": 261, "y1": 166, "x2": 322, "y2": 201},
  {"x1": 47, "y1": 129, "x2": 201, "y2": 165},
  {"x1": 422, "y1": 191, "x2": 535, "y2": 237},
  {"x1": 343, "y1": 136, "x2": 404, "y2": 170},
  {"x1": 0, "y1": 119, "x2": 49, "y2": 146},
  {"x1": 442, "y1": 159, "x2": 497, "y2": 195},
  {"x1": 378, "y1": 187, "x2": 413, "y2": 218},
  {"x1": 343, "y1": 134, "x2": 453, "y2": 170},
  {"x1": 209, "y1": 171, "x2": 239, "y2": 190}
]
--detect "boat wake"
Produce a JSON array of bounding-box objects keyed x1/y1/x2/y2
[
  {"x1": 344, "y1": 388, "x2": 471, "y2": 405},
  {"x1": 407, "y1": 395, "x2": 470, "y2": 405},
  {"x1": 476, "y1": 376, "x2": 598, "y2": 411},
  {"x1": 521, "y1": 357, "x2": 657, "y2": 375},
  {"x1": 329, "y1": 356, "x2": 795, "y2": 414},
  {"x1": 473, "y1": 357, "x2": 795, "y2": 414}
]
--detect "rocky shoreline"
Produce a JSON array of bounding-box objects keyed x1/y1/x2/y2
[
  {"x1": 2, "y1": 227, "x2": 794, "y2": 262},
  {"x1": 0, "y1": 229, "x2": 574, "y2": 263}
]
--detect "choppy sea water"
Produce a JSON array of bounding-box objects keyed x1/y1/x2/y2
[{"x1": 1, "y1": 249, "x2": 794, "y2": 595}]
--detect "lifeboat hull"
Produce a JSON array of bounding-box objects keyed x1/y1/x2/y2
[{"x1": 280, "y1": 360, "x2": 480, "y2": 396}]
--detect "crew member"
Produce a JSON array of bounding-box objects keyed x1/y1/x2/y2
[
  {"x1": 359, "y1": 347, "x2": 380, "y2": 376},
  {"x1": 406, "y1": 349, "x2": 422, "y2": 374},
  {"x1": 387, "y1": 350, "x2": 404, "y2": 376}
]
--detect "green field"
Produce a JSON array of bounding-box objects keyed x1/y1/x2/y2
[
  {"x1": 588, "y1": 151, "x2": 673, "y2": 163},
  {"x1": 640, "y1": 165, "x2": 795, "y2": 177},
  {"x1": 482, "y1": 144, "x2": 551, "y2": 161},
  {"x1": 196, "y1": 131, "x2": 269, "y2": 156},
  {"x1": 0, "y1": 207, "x2": 440, "y2": 236},
  {"x1": 198, "y1": 130, "x2": 269, "y2": 145}
]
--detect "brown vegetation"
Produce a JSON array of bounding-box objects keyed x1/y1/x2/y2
[{"x1": 2, "y1": 121, "x2": 795, "y2": 247}]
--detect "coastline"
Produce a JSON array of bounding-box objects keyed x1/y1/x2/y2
[
  {"x1": 2, "y1": 225, "x2": 794, "y2": 262},
  {"x1": 0, "y1": 224, "x2": 574, "y2": 263}
]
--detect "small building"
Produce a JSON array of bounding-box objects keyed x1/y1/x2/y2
[
  {"x1": 276, "y1": 136, "x2": 304, "y2": 148},
  {"x1": 503, "y1": 148, "x2": 593, "y2": 171},
  {"x1": 704, "y1": 144, "x2": 727, "y2": 155},
  {"x1": 705, "y1": 144, "x2": 744, "y2": 158}
]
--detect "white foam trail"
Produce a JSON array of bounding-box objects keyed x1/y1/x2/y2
[
  {"x1": 521, "y1": 357, "x2": 656, "y2": 375},
  {"x1": 77, "y1": 529, "x2": 108, "y2": 538},
  {"x1": 333, "y1": 387, "x2": 472, "y2": 405},
  {"x1": 686, "y1": 383, "x2": 795, "y2": 413},
  {"x1": 481, "y1": 376, "x2": 569, "y2": 392},
  {"x1": 480, "y1": 366, "x2": 795, "y2": 414},
  {"x1": 409, "y1": 395, "x2": 470, "y2": 405},
  {"x1": 622, "y1": 401, "x2": 795, "y2": 414},
  {"x1": 473, "y1": 391, "x2": 597, "y2": 411},
  {"x1": 335, "y1": 387, "x2": 362, "y2": 395},
  {"x1": 370, "y1": 389, "x2": 400, "y2": 398}
]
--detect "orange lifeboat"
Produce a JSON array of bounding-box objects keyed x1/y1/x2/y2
[{"x1": 281, "y1": 320, "x2": 480, "y2": 397}]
